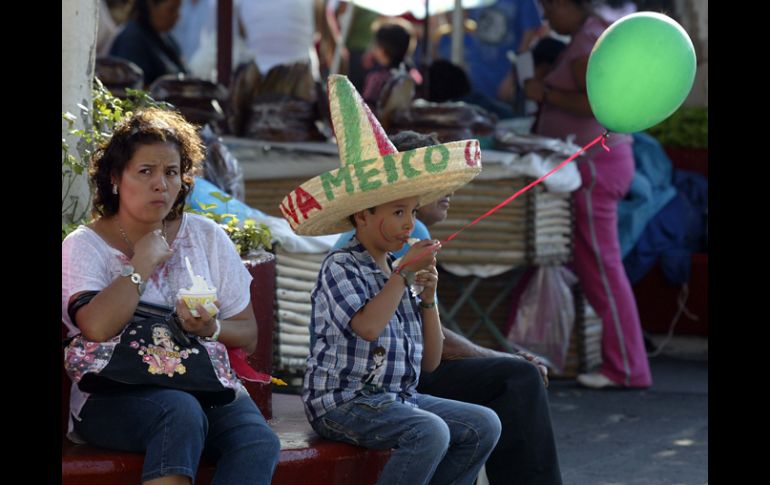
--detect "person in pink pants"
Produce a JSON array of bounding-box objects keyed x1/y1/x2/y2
[
  {"x1": 524, "y1": 0, "x2": 651, "y2": 388},
  {"x1": 572, "y1": 144, "x2": 652, "y2": 388}
]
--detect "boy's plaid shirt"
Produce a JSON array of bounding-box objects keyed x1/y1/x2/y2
[{"x1": 302, "y1": 238, "x2": 423, "y2": 422}]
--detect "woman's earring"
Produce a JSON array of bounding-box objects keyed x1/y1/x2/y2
[{"x1": 112, "y1": 184, "x2": 118, "y2": 195}]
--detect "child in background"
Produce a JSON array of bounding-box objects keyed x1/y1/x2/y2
[{"x1": 362, "y1": 18, "x2": 421, "y2": 108}]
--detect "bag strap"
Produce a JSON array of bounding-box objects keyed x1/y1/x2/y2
[
  {"x1": 66, "y1": 290, "x2": 192, "y2": 347},
  {"x1": 68, "y1": 291, "x2": 178, "y2": 323},
  {"x1": 67, "y1": 291, "x2": 181, "y2": 336},
  {"x1": 63, "y1": 291, "x2": 100, "y2": 348},
  {"x1": 67, "y1": 291, "x2": 99, "y2": 327},
  {"x1": 134, "y1": 299, "x2": 176, "y2": 319},
  {"x1": 131, "y1": 300, "x2": 192, "y2": 347}
]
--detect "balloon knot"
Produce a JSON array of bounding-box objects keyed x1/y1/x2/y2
[{"x1": 601, "y1": 131, "x2": 611, "y2": 152}]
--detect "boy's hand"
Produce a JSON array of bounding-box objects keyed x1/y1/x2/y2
[
  {"x1": 415, "y1": 265, "x2": 438, "y2": 300},
  {"x1": 399, "y1": 239, "x2": 440, "y2": 273}
]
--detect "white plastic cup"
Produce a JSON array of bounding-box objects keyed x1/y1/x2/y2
[{"x1": 177, "y1": 288, "x2": 218, "y2": 317}]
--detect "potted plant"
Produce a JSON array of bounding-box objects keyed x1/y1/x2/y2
[
  {"x1": 186, "y1": 191, "x2": 272, "y2": 261},
  {"x1": 187, "y1": 199, "x2": 279, "y2": 417},
  {"x1": 646, "y1": 105, "x2": 708, "y2": 177}
]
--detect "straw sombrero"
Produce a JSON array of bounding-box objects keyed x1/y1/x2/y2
[{"x1": 280, "y1": 75, "x2": 482, "y2": 236}]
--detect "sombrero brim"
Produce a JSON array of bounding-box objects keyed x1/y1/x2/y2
[{"x1": 280, "y1": 139, "x2": 482, "y2": 236}]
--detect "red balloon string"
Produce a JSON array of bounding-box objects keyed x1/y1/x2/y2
[{"x1": 395, "y1": 133, "x2": 609, "y2": 273}]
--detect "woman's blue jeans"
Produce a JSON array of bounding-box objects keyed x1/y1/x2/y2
[
  {"x1": 312, "y1": 391, "x2": 502, "y2": 485},
  {"x1": 74, "y1": 387, "x2": 281, "y2": 484}
]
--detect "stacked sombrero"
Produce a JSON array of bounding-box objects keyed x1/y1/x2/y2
[{"x1": 280, "y1": 75, "x2": 483, "y2": 236}]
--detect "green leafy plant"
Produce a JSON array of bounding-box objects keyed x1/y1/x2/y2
[
  {"x1": 62, "y1": 80, "x2": 269, "y2": 255},
  {"x1": 646, "y1": 106, "x2": 708, "y2": 149},
  {"x1": 62, "y1": 79, "x2": 173, "y2": 240},
  {"x1": 186, "y1": 191, "x2": 272, "y2": 257}
]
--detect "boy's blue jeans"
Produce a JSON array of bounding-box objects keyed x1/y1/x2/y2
[
  {"x1": 74, "y1": 387, "x2": 281, "y2": 484},
  {"x1": 312, "y1": 390, "x2": 502, "y2": 485}
]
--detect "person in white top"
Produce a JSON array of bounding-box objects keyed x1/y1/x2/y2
[
  {"x1": 61, "y1": 108, "x2": 280, "y2": 484},
  {"x1": 97, "y1": 0, "x2": 119, "y2": 56},
  {"x1": 171, "y1": 0, "x2": 254, "y2": 81},
  {"x1": 238, "y1": 0, "x2": 320, "y2": 78}
]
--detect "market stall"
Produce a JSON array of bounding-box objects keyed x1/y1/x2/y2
[{"x1": 226, "y1": 134, "x2": 600, "y2": 378}]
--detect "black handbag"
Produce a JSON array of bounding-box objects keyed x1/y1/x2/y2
[{"x1": 63, "y1": 291, "x2": 239, "y2": 407}]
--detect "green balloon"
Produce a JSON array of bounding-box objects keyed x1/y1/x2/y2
[{"x1": 586, "y1": 12, "x2": 696, "y2": 133}]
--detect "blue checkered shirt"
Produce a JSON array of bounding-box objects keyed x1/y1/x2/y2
[{"x1": 302, "y1": 237, "x2": 423, "y2": 422}]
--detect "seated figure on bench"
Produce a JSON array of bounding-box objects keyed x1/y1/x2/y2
[
  {"x1": 61, "y1": 108, "x2": 280, "y2": 485},
  {"x1": 332, "y1": 130, "x2": 563, "y2": 485},
  {"x1": 285, "y1": 76, "x2": 502, "y2": 485}
]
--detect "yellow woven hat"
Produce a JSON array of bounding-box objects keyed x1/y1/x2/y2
[{"x1": 280, "y1": 75, "x2": 482, "y2": 236}]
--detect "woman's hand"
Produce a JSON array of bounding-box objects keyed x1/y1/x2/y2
[
  {"x1": 416, "y1": 265, "x2": 439, "y2": 301},
  {"x1": 175, "y1": 298, "x2": 220, "y2": 338},
  {"x1": 497, "y1": 69, "x2": 517, "y2": 102},
  {"x1": 133, "y1": 228, "x2": 173, "y2": 268},
  {"x1": 523, "y1": 78, "x2": 547, "y2": 103}
]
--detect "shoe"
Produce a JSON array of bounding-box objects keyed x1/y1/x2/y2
[{"x1": 577, "y1": 373, "x2": 620, "y2": 389}]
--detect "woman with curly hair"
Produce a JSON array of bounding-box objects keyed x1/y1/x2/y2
[{"x1": 62, "y1": 108, "x2": 280, "y2": 484}]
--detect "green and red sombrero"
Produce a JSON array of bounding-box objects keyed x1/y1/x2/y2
[{"x1": 280, "y1": 74, "x2": 482, "y2": 236}]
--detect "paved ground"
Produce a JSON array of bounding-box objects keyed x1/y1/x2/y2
[
  {"x1": 276, "y1": 336, "x2": 708, "y2": 485},
  {"x1": 547, "y1": 337, "x2": 708, "y2": 485}
]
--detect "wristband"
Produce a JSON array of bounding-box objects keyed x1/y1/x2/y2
[
  {"x1": 419, "y1": 300, "x2": 436, "y2": 309},
  {"x1": 205, "y1": 318, "x2": 222, "y2": 341}
]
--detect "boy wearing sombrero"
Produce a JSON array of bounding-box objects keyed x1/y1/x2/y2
[{"x1": 281, "y1": 75, "x2": 501, "y2": 485}]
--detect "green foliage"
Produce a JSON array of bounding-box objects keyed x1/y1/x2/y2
[
  {"x1": 61, "y1": 79, "x2": 269, "y2": 256},
  {"x1": 646, "y1": 106, "x2": 708, "y2": 149},
  {"x1": 62, "y1": 222, "x2": 80, "y2": 242},
  {"x1": 186, "y1": 198, "x2": 272, "y2": 257},
  {"x1": 61, "y1": 79, "x2": 173, "y2": 240},
  {"x1": 209, "y1": 191, "x2": 233, "y2": 204},
  {"x1": 222, "y1": 217, "x2": 273, "y2": 257}
]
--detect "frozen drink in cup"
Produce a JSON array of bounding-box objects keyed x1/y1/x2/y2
[{"x1": 178, "y1": 256, "x2": 218, "y2": 317}]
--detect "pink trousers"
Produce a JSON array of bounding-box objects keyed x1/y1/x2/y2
[{"x1": 572, "y1": 143, "x2": 652, "y2": 387}]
